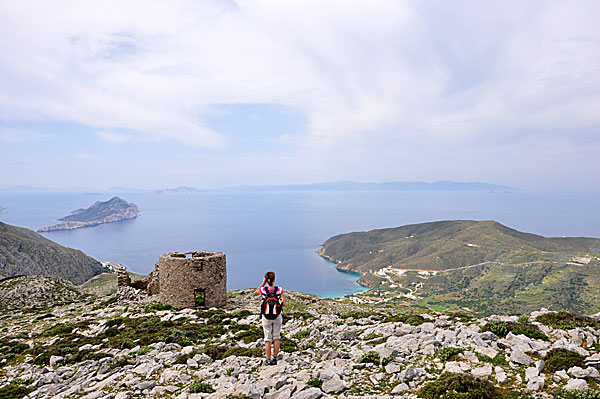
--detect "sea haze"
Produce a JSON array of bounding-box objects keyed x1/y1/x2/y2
[{"x1": 1, "y1": 190, "x2": 599, "y2": 298}]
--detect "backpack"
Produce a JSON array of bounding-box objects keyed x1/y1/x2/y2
[{"x1": 261, "y1": 286, "x2": 282, "y2": 320}]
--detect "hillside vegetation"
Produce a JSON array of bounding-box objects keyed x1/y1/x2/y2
[
  {"x1": 320, "y1": 220, "x2": 600, "y2": 316},
  {"x1": 0, "y1": 221, "x2": 105, "y2": 284}
]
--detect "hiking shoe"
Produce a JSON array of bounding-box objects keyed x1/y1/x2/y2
[
  {"x1": 271, "y1": 358, "x2": 277, "y2": 365},
  {"x1": 265, "y1": 358, "x2": 272, "y2": 366}
]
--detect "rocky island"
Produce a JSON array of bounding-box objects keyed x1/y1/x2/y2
[{"x1": 36, "y1": 196, "x2": 140, "y2": 232}]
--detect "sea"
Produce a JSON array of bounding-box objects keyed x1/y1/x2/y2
[{"x1": 1, "y1": 189, "x2": 599, "y2": 298}]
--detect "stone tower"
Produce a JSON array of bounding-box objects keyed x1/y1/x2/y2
[{"x1": 157, "y1": 251, "x2": 227, "y2": 309}]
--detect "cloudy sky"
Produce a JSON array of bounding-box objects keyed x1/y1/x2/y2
[{"x1": 0, "y1": 0, "x2": 599, "y2": 190}]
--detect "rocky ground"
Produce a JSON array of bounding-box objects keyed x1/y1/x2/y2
[{"x1": 2, "y1": 282, "x2": 600, "y2": 399}]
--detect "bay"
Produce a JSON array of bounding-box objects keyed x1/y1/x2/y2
[{"x1": 1, "y1": 190, "x2": 599, "y2": 298}]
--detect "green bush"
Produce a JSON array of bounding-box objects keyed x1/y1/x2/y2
[
  {"x1": 435, "y1": 347, "x2": 464, "y2": 362},
  {"x1": 339, "y1": 310, "x2": 372, "y2": 319},
  {"x1": 359, "y1": 350, "x2": 380, "y2": 365},
  {"x1": 203, "y1": 345, "x2": 228, "y2": 360},
  {"x1": 280, "y1": 336, "x2": 298, "y2": 353},
  {"x1": 552, "y1": 389, "x2": 600, "y2": 399},
  {"x1": 292, "y1": 330, "x2": 310, "y2": 340},
  {"x1": 364, "y1": 332, "x2": 382, "y2": 340},
  {"x1": 544, "y1": 348, "x2": 586, "y2": 373},
  {"x1": 484, "y1": 321, "x2": 548, "y2": 341},
  {"x1": 189, "y1": 379, "x2": 215, "y2": 394},
  {"x1": 487, "y1": 321, "x2": 509, "y2": 338},
  {"x1": 0, "y1": 383, "x2": 35, "y2": 399},
  {"x1": 417, "y1": 372, "x2": 497, "y2": 399},
  {"x1": 105, "y1": 317, "x2": 124, "y2": 328},
  {"x1": 146, "y1": 302, "x2": 174, "y2": 312},
  {"x1": 536, "y1": 312, "x2": 599, "y2": 330},
  {"x1": 384, "y1": 314, "x2": 427, "y2": 326},
  {"x1": 307, "y1": 377, "x2": 323, "y2": 388}
]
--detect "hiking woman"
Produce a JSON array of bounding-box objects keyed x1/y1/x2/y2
[{"x1": 256, "y1": 271, "x2": 285, "y2": 365}]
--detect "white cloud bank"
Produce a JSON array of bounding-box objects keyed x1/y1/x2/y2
[{"x1": 0, "y1": 0, "x2": 599, "y2": 188}]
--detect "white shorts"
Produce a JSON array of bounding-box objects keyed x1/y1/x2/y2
[{"x1": 261, "y1": 314, "x2": 283, "y2": 342}]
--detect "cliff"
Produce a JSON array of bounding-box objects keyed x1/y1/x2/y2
[{"x1": 0, "y1": 221, "x2": 105, "y2": 284}]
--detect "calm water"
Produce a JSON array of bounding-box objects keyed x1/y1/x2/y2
[{"x1": 1, "y1": 190, "x2": 599, "y2": 297}]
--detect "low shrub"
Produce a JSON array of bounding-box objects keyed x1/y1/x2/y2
[
  {"x1": 476, "y1": 350, "x2": 509, "y2": 367},
  {"x1": 544, "y1": 348, "x2": 586, "y2": 373},
  {"x1": 189, "y1": 378, "x2": 215, "y2": 394},
  {"x1": 143, "y1": 302, "x2": 173, "y2": 312},
  {"x1": 280, "y1": 336, "x2": 298, "y2": 353},
  {"x1": 359, "y1": 350, "x2": 380, "y2": 365},
  {"x1": 384, "y1": 314, "x2": 427, "y2": 326},
  {"x1": 0, "y1": 383, "x2": 35, "y2": 399},
  {"x1": 417, "y1": 372, "x2": 497, "y2": 399},
  {"x1": 292, "y1": 330, "x2": 310, "y2": 340},
  {"x1": 307, "y1": 377, "x2": 323, "y2": 388},
  {"x1": 483, "y1": 321, "x2": 548, "y2": 341},
  {"x1": 552, "y1": 389, "x2": 600, "y2": 399},
  {"x1": 363, "y1": 332, "x2": 382, "y2": 340},
  {"x1": 435, "y1": 347, "x2": 464, "y2": 362},
  {"x1": 339, "y1": 310, "x2": 372, "y2": 319},
  {"x1": 203, "y1": 345, "x2": 228, "y2": 360},
  {"x1": 536, "y1": 312, "x2": 599, "y2": 331}
]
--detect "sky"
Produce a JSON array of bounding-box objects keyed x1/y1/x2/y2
[{"x1": 0, "y1": 0, "x2": 599, "y2": 191}]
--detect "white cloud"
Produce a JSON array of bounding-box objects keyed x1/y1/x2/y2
[
  {"x1": 77, "y1": 153, "x2": 99, "y2": 160},
  {"x1": 97, "y1": 130, "x2": 131, "y2": 144},
  {"x1": 0, "y1": 0, "x2": 599, "y2": 188}
]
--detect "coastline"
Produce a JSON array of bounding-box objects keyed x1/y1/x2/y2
[
  {"x1": 316, "y1": 247, "x2": 371, "y2": 293},
  {"x1": 36, "y1": 214, "x2": 139, "y2": 232}
]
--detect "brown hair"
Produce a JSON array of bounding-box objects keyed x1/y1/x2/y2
[{"x1": 265, "y1": 271, "x2": 275, "y2": 286}]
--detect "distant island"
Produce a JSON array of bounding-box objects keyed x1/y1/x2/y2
[
  {"x1": 36, "y1": 197, "x2": 140, "y2": 232},
  {"x1": 157, "y1": 186, "x2": 205, "y2": 194},
  {"x1": 319, "y1": 220, "x2": 600, "y2": 315},
  {"x1": 219, "y1": 180, "x2": 516, "y2": 192}
]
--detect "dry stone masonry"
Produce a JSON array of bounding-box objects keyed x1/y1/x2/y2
[{"x1": 117, "y1": 250, "x2": 227, "y2": 309}]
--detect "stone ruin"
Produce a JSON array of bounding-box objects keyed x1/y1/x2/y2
[{"x1": 117, "y1": 251, "x2": 227, "y2": 309}]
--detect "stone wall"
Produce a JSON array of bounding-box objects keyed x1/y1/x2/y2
[{"x1": 158, "y1": 251, "x2": 227, "y2": 309}]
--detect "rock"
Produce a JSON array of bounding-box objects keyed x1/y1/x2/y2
[
  {"x1": 525, "y1": 367, "x2": 540, "y2": 381},
  {"x1": 510, "y1": 350, "x2": 533, "y2": 365},
  {"x1": 291, "y1": 387, "x2": 323, "y2": 399},
  {"x1": 275, "y1": 376, "x2": 288, "y2": 390},
  {"x1": 338, "y1": 331, "x2": 355, "y2": 341},
  {"x1": 322, "y1": 375, "x2": 346, "y2": 393},
  {"x1": 391, "y1": 383, "x2": 409, "y2": 393},
  {"x1": 187, "y1": 358, "x2": 198, "y2": 368},
  {"x1": 385, "y1": 363, "x2": 402, "y2": 374},
  {"x1": 526, "y1": 376, "x2": 545, "y2": 392},
  {"x1": 495, "y1": 366, "x2": 508, "y2": 384},
  {"x1": 114, "y1": 393, "x2": 131, "y2": 399},
  {"x1": 535, "y1": 359, "x2": 545, "y2": 372},
  {"x1": 50, "y1": 355, "x2": 64, "y2": 367},
  {"x1": 564, "y1": 378, "x2": 589, "y2": 391},
  {"x1": 135, "y1": 380, "x2": 156, "y2": 390},
  {"x1": 568, "y1": 366, "x2": 600, "y2": 380},
  {"x1": 472, "y1": 365, "x2": 492, "y2": 378}
]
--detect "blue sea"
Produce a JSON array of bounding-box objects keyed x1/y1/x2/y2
[{"x1": 1, "y1": 190, "x2": 599, "y2": 297}]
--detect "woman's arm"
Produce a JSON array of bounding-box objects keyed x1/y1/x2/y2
[
  {"x1": 256, "y1": 277, "x2": 267, "y2": 295},
  {"x1": 281, "y1": 292, "x2": 286, "y2": 307}
]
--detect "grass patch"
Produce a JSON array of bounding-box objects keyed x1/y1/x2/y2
[
  {"x1": 477, "y1": 350, "x2": 509, "y2": 367},
  {"x1": 544, "y1": 348, "x2": 586, "y2": 373},
  {"x1": 189, "y1": 378, "x2": 215, "y2": 394},
  {"x1": 359, "y1": 350, "x2": 380, "y2": 365},
  {"x1": 482, "y1": 321, "x2": 548, "y2": 341},
  {"x1": 143, "y1": 302, "x2": 174, "y2": 312},
  {"x1": 0, "y1": 383, "x2": 35, "y2": 399},
  {"x1": 293, "y1": 330, "x2": 310, "y2": 340},
  {"x1": 384, "y1": 314, "x2": 427, "y2": 326},
  {"x1": 435, "y1": 347, "x2": 464, "y2": 362},
  {"x1": 552, "y1": 389, "x2": 600, "y2": 399},
  {"x1": 417, "y1": 372, "x2": 530, "y2": 399},
  {"x1": 307, "y1": 377, "x2": 323, "y2": 389},
  {"x1": 536, "y1": 311, "x2": 600, "y2": 330},
  {"x1": 339, "y1": 310, "x2": 372, "y2": 319}
]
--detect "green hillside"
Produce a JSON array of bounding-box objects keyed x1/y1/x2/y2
[
  {"x1": 0, "y1": 221, "x2": 106, "y2": 284},
  {"x1": 320, "y1": 220, "x2": 600, "y2": 315}
]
